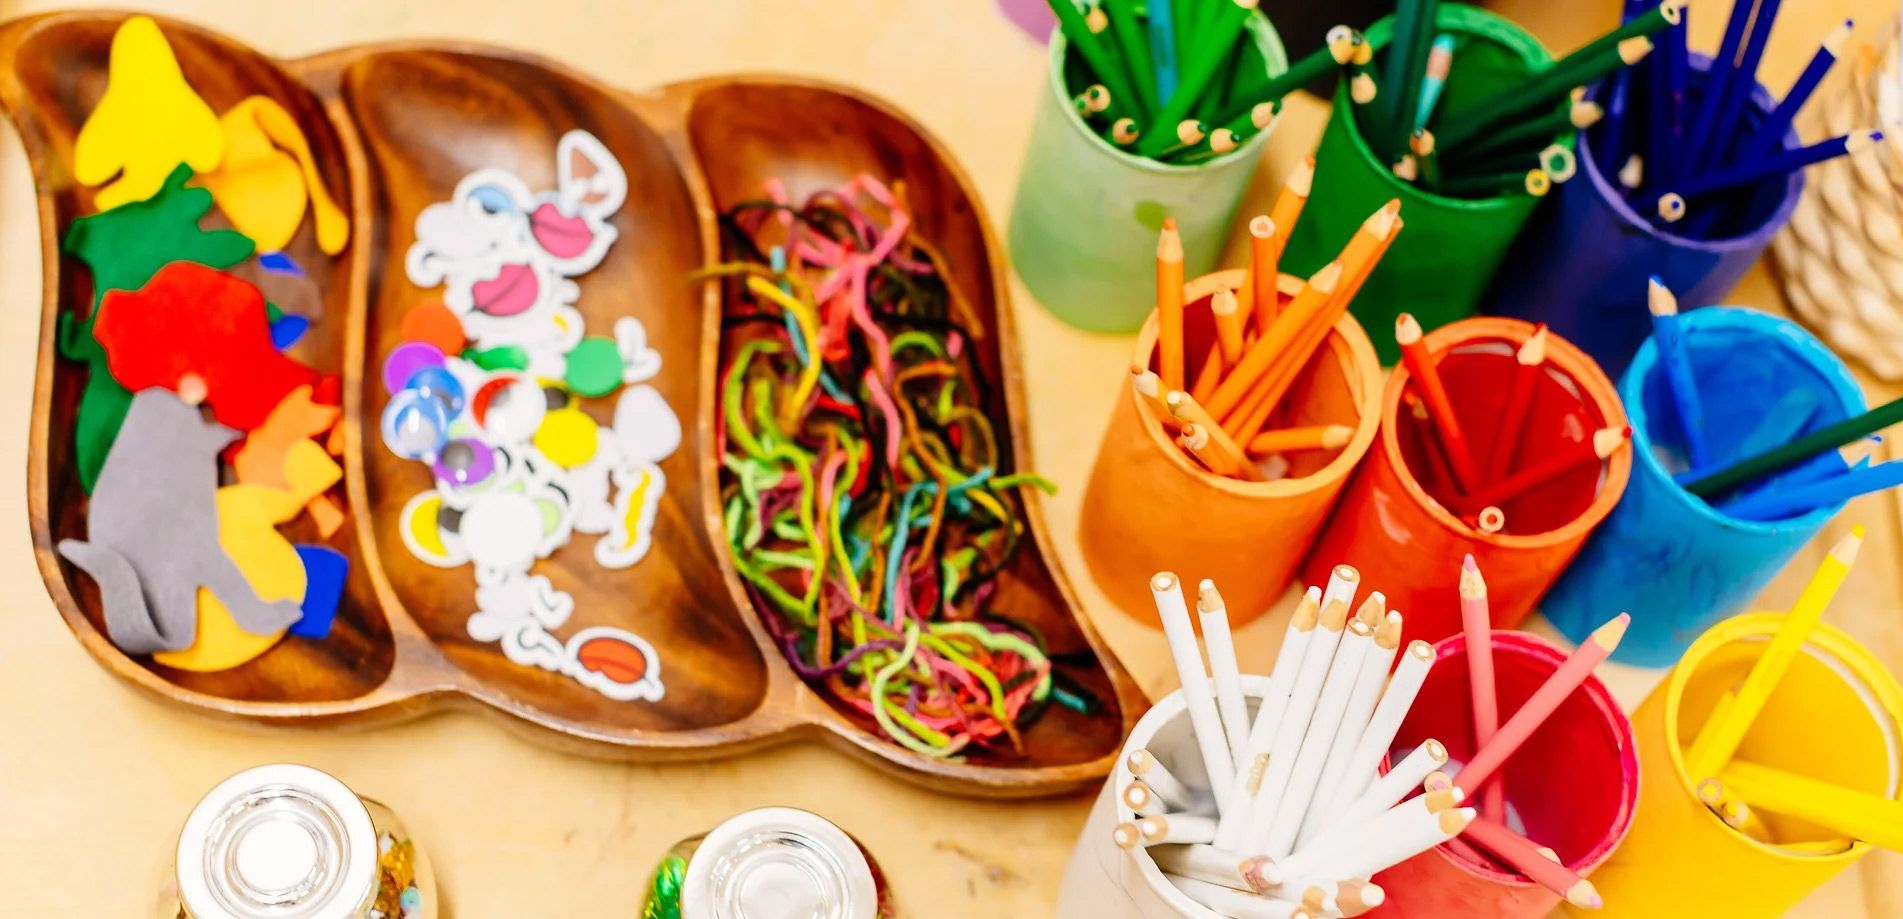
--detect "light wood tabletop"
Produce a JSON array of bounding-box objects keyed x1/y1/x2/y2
[{"x1": 0, "y1": 1, "x2": 1897, "y2": 914}]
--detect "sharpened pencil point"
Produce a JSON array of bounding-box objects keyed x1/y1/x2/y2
[
  {"x1": 1648, "y1": 276, "x2": 1677, "y2": 316},
  {"x1": 1826, "y1": 20, "x2": 1855, "y2": 55},
  {"x1": 1395, "y1": 312, "x2": 1423, "y2": 344},
  {"x1": 1593, "y1": 612, "x2": 1632, "y2": 649}
]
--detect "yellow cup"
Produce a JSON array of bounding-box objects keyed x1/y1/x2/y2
[{"x1": 1588, "y1": 612, "x2": 1903, "y2": 916}]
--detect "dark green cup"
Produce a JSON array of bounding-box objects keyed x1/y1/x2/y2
[{"x1": 1283, "y1": 3, "x2": 1561, "y2": 364}]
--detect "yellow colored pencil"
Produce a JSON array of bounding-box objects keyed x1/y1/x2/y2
[{"x1": 1720, "y1": 759, "x2": 1903, "y2": 851}]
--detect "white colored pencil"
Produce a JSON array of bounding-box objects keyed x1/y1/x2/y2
[
  {"x1": 1199, "y1": 580, "x2": 1252, "y2": 770},
  {"x1": 1142, "y1": 812, "x2": 1220, "y2": 846},
  {"x1": 1152, "y1": 572, "x2": 1235, "y2": 811},
  {"x1": 1264, "y1": 617, "x2": 1378, "y2": 857},
  {"x1": 1325, "y1": 639, "x2": 1436, "y2": 818},
  {"x1": 1217, "y1": 587, "x2": 1321, "y2": 848},
  {"x1": 1285, "y1": 799, "x2": 1473, "y2": 882},
  {"x1": 1168, "y1": 874, "x2": 1314, "y2": 919},
  {"x1": 1148, "y1": 843, "x2": 1254, "y2": 892},
  {"x1": 1328, "y1": 807, "x2": 1474, "y2": 881},
  {"x1": 1240, "y1": 595, "x2": 1352, "y2": 851},
  {"x1": 1128, "y1": 748, "x2": 1195, "y2": 810},
  {"x1": 1319, "y1": 564, "x2": 1362, "y2": 616},
  {"x1": 1331, "y1": 739, "x2": 1453, "y2": 833},
  {"x1": 1300, "y1": 610, "x2": 1404, "y2": 847},
  {"x1": 1123, "y1": 780, "x2": 1166, "y2": 817}
]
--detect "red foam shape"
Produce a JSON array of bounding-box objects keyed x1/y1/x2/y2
[{"x1": 95, "y1": 261, "x2": 322, "y2": 431}]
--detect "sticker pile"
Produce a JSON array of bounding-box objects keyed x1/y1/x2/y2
[
  {"x1": 384, "y1": 129, "x2": 678, "y2": 703},
  {"x1": 55, "y1": 16, "x2": 351, "y2": 671}
]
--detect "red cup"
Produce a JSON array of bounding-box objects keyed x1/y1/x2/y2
[
  {"x1": 1374, "y1": 631, "x2": 1638, "y2": 918},
  {"x1": 1301, "y1": 318, "x2": 1629, "y2": 645}
]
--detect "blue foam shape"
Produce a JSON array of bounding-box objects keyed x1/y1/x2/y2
[
  {"x1": 258, "y1": 251, "x2": 303, "y2": 276},
  {"x1": 271, "y1": 314, "x2": 311, "y2": 351},
  {"x1": 290, "y1": 545, "x2": 347, "y2": 639}
]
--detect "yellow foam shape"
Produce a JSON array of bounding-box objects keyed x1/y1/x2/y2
[
  {"x1": 200, "y1": 96, "x2": 350, "y2": 254},
  {"x1": 73, "y1": 16, "x2": 223, "y2": 211},
  {"x1": 532, "y1": 408, "x2": 599, "y2": 468},
  {"x1": 153, "y1": 447, "x2": 341, "y2": 671}
]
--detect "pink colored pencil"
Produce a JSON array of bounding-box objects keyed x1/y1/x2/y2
[
  {"x1": 1464, "y1": 815, "x2": 1602, "y2": 909},
  {"x1": 1460, "y1": 554, "x2": 1503, "y2": 820},
  {"x1": 1454, "y1": 613, "x2": 1630, "y2": 795}
]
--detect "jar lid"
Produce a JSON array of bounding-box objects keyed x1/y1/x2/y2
[
  {"x1": 176, "y1": 764, "x2": 377, "y2": 919},
  {"x1": 681, "y1": 807, "x2": 877, "y2": 919}
]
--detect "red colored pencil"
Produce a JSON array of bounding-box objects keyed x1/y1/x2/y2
[
  {"x1": 1396, "y1": 313, "x2": 1480, "y2": 493},
  {"x1": 1455, "y1": 613, "x2": 1630, "y2": 795},
  {"x1": 1460, "y1": 554, "x2": 1503, "y2": 820},
  {"x1": 1486, "y1": 325, "x2": 1548, "y2": 481},
  {"x1": 1452, "y1": 426, "x2": 1629, "y2": 512},
  {"x1": 1464, "y1": 815, "x2": 1603, "y2": 909}
]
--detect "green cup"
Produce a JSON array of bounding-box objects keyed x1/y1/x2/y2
[
  {"x1": 1283, "y1": 3, "x2": 1559, "y2": 364},
  {"x1": 1008, "y1": 17, "x2": 1287, "y2": 333}
]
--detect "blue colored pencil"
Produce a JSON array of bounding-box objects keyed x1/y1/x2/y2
[
  {"x1": 1736, "y1": 19, "x2": 1853, "y2": 163},
  {"x1": 1684, "y1": 0, "x2": 1760, "y2": 177},
  {"x1": 1647, "y1": 278, "x2": 1711, "y2": 468},
  {"x1": 1598, "y1": 66, "x2": 1633, "y2": 181},
  {"x1": 1718, "y1": 459, "x2": 1903, "y2": 521},
  {"x1": 1148, "y1": 0, "x2": 1182, "y2": 103},
  {"x1": 1697, "y1": 0, "x2": 1784, "y2": 171},
  {"x1": 1415, "y1": 34, "x2": 1457, "y2": 131},
  {"x1": 1668, "y1": 130, "x2": 1883, "y2": 201}
]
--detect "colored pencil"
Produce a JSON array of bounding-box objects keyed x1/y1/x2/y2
[
  {"x1": 1386, "y1": 0, "x2": 1441, "y2": 162},
  {"x1": 1459, "y1": 554, "x2": 1503, "y2": 820},
  {"x1": 1454, "y1": 613, "x2": 1629, "y2": 794},
  {"x1": 1135, "y1": 0, "x2": 1266, "y2": 157},
  {"x1": 1298, "y1": 610, "x2": 1403, "y2": 847},
  {"x1": 1167, "y1": 874, "x2": 1311, "y2": 919},
  {"x1": 1148, "y1": 843, "x2": 1255, "y2": 893},
  {"x1": 1046, "y1": 0, "x2": 1147, "y2": 127},
  {"x1": 1170, "y1": 390, "x2": 1261, "y2": 480},
  {"x1": 1683, "y1": 529, "x2": 1862, "y2": 778},
  {"x1": 1248, "y1": 425, "x2": 1353, "y2": 456},
  {"x1": 1131, "y1": 365, "x2": 1180, "y2": 430},
  {"x1": 1695, "y1": 0, "x2": 1784, "y2": 172},
  {"x1": 1179, "y1": 422, "x2": 1238, "y2": 476},
  {"x1": 1737, "y1": 20, "x2": 1853, "y2": 162},
  {"x1": 1667, "y1": 131, "x2": 1883, "y2": 204},
  {"x1": 1199, "y1": 580, "x2": 1252, "y2": 769},
  {"x1": 1648, "y1": 277, "x2": 1710, "y2": 468},
  {"x1": 1416, "y1": 33, "x2": 1457, "y2": 131},
  {"x1": 1267, "y1": 158, "x2": 1314, "y2": 265},
  {"x1": 1453, "y1": 426, "x2": 1628, "y2": 511},
  {"x1": 1719, "y1": 461, "x2": 1903, "y2": 521},
  {"x1": 1129, "y1": 747, "x2": 1197, "y2": 810},
  {"x1": 1684, "y1": 0, "x2": 1757, "y2": 174},
  {"x1": 1396, "y1": 312, "x2": 1481, "y2": 493},
  {"x1": 1464, "y1": 815, "x2": 1603, "y2": 908},
  {"x1": 1435, "y1": 33, "x2": 1657, "y2": 152},
  {"x1": 1151, "y1": 572, "x2": 1236, "y2": 811},
  {"x1": 1264, "y1": 617, "x2": 1377, "y2": 857},
  {"x1": 1684, "y1": 394, "x2": 1903, "y2": 496},
  {"x1": 1321, "y1": 639, "x2": 1437, "y2": 823},
  {"x1": 1125, "y1": 779, "x2": 1169, "y2": 816},
  {"x1": 1239, "y1": 594, "x2": 1351, "y2": 850},
  {"x1": 1207, "y1": 263, "x2": 1342, "y2": 420},
  {"x1": 1216, "y1": 587, "x2": 1320, "y2": 849},
  {"x1": 1157, "y1": 217, "x2": 1186, "y2": 389},
  {"x1": 1146, "y1": 0, "x2": 1182, "y2": 103},
  {"x1": 1143, "y1": 812, "x2": 1220, "y2": 845},
  {"x1": 1451, "y1": 93, "x2": 1601, "y2": 165},
  {"x1": 1486, "y1": 324, "x2": 1548, "y2": 481},
  {"x1": 1719, "y1": 758, "x2": 1903, "y2": 851},
  {"x1": 1101, "y1": 0, "x2": 1159, "y2": 115},
  {"x1": 1248, "y1": 215, "x2": 1279, "y2": 331}
]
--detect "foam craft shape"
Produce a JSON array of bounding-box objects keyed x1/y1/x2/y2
[
  {"x1": 59, "y1": 164, "x2": 253, "y2": 492},
  {"x1": 228, "y1": 255, "x2": 324, "y2": 321},
  {"x1": 399, "y1": 298, "x2": 466, "y2": 355},
  {"x1": 198, "y1": 95, "x2": 349, "y2": 254},
  {"x1": 270, "y1": 314, "x2": 310, "y2": 350},
  {"x1": 563, "y1": 336, "x2": 621, "y2": 396},
  {"x1": 290, "y1": 545, "x2": 346, "y2": 638},
  {"x1": 94, "y1": 261, "x2": 322, "y2": 431},
  {"x1": 232, "y1": 385, "x2": 338, "y2": 488},
  {"x1": 72, "y1": 16, "x2": 223, "y2": 211},
  {"x1": 258, "y1": 251, "x2": 301, "y2": 275},
  {"x1": 56, "y1": 389, "x2": 301, "y2": 654},
  {"x1": 154, "y1": 432, "x2": 342, "y2": 671}
]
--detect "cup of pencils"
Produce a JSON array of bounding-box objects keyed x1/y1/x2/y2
[
  {"x1": 1079, "y1": 205, "x2": 1390, "y2": 626},
  {"x1": 1301, "y1": 317, "x2": 1631, "y2": 646},
  {"x1": 1541, "y1": 305, "x2": 1878, "y2": 667},
  {"x1": 1283, "y1": 2, "x2": 1617, "y2": 362},
  {"x1": 1589, "y1": 602, "x2": 1903, "y2": 916},
  {"x1": 1374, "y1": 619, "x2": 1637, "y2": 918},
  {"x1": 1484, "y1": 2, "x2": 1870, "y2": 379},
  {"x1": 1009, "y1": 2, "x2": 1287, "y2": 332}
]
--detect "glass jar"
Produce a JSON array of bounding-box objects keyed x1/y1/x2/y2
[{"x1": 641, "y1": 807, "x2": 894, "y2": 919}]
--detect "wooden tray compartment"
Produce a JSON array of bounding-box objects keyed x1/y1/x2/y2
[{"x1": 3, "y1": 11, "x2": 1144, "y2": 795}]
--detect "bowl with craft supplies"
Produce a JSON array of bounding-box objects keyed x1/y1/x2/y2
[
  {"x1": 1588, "y1": 603, "x2": 1903, "y2": 916},
  {"x1": 1282, "y1": 2, "x2": 1640, "y2": 362},
  {"x1": 1060, "y1": 570, "x2": 1458, "y2": 919},
  {"x1": 1009, "y1": 1, "x2": 1289, "y2": 332},
  {"x1": 159, "y1": 763, "x2": 436, "y2": 919},
  {"x1": 1374, "y1": 621, "x2": 1637, "y2": 918},
  {"x1": 1301, "y1": 317, "x2": 1630, "y2": 646},
  {"x1": 1485, "y1": 1, "x2": 1855, "y2": 379},
  {"x1": 1540, "y1": 306, "x2": 1885, "y2": 667},
  {"x1": 11, "y1": 12, "x2": 1144, "y2": 797},
  {"x1": 1079, "y1": 205, "x2": 1390, "y2": 626}
]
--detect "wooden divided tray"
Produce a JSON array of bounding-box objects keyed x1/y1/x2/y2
[{"x1": 1, "y1": 11, "x2": 1143, "y2": 796}]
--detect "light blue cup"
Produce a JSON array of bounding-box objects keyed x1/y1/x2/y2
[{"x1": 1542, "y1": 308, "x2": 1865, "y2": 667}]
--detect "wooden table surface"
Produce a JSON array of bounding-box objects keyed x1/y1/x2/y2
[{"x1": 0, "y1": 1, "x2": 1897, "y2": 914}]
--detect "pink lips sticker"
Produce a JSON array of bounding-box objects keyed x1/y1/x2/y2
[
  {"x1": 530, "y1": 202, "x2": 597, "y2": 260},
  {"x1": 471, "y1": 263, "x2": 538, "y2": 317}
]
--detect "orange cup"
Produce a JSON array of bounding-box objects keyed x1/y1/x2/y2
[
  {"x1": 1300, "y1": 318, "x2": 1630, "y2": 645},
  {"x1": 1080, "y1": 269, "x2": 1383, "y2": 628}
]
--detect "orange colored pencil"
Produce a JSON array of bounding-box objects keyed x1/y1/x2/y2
[
  {"x1": 1177, "y1": 422, "x2": 1240, "y2": 477},
  {"x1": 1247, "y1": 424, "x2": 1354, "y2": 456},
  {"x1": 1169, "y1": 390, "x2": 1262, "y2": 481},
  {"x1": 1269, "y1": 157, "x2": 1315, "y2": 257},
  {"x1": 1206, "y1": 262, "x2": 1342, "y2": 421},
  {"x1": 1397, "y1": 313, "x2": 1481, "y2": 494},
  {"x1": 1487, "y1": 325, "x2": 1549, "y2": 481},
  {"x1": 1454, "y1": 613, "x2": 1630, "y2": 794},
  {"x1": 1130, "y1": 365, "x2": 1179, "y2": 430},
  {"x1": 1157, "y1": 218, "x2": 1186, "y2": 390},
  {"x1": 1190, "y1": 346, "x2": 1225, "y2": 405},
  {"x1": 1453, "y1": 426, "x2": 1629, "y2": 511},
  {"x1": 1464, "y1": 816, "x2": 1602, "y2": 909},
  {"x1": 1213, "y1": 287, "x2": 1245, "y2": 363},
  {"x1": 1248, "y1": 215, "x2": 1279, "y2": 334}
]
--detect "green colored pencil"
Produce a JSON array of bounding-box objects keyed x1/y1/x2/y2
[
  {"x1": 1437, "y1": 34, "x2": 1653, "y2": 153},
  {"x1": 1440, "y1": 166, "x2": 1550, "y2": 198},
  {"x1": 1203, "y1": 25, "x2": 1357, "y2": 133},
  {"x1": 1134, "y1": 0, "x2": 1261, "y2": 156},
  {"x1": 1685, "y1": 394, "x2": 1903, "y2": 497},
  {"x1": 1446, "y1": 92, "x2": 1600, "y2": 164},
  {"x1": 1387, "y1": 0, "x2": 1440, "y2": 163},
  {"x1": 1101, "y1": 0, "x2": 1158, "y2": 115},
  {"x1": 1044, "y1": 0, "x2": 1148, "y2": 125}
]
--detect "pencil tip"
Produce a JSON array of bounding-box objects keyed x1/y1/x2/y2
[
  {"x1": 1570, "y1": 880, "x2": 1602, "y2": 909},
  {"x1": 1647, "y1": 277, "x2": 1677, "y2": 316},
  {"x1": 1834, "y1": 527, "x2": 1865, "y2": 564},
  {"x1": 1197, "y1": 579, "x2": 1224, "y2": 611},
  {"x1": 1462, "y1": 553, "x2": 1477, "y2": 573},
  {"x1": 1593, "y1": 612, "x2": 1632, "y2": 648},
  {"x1": 1395, "y1": 312, "x2": 1422, "y2": 343}
]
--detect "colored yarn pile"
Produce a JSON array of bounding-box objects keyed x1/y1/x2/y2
[{"x1": 709, "y1": 174, "x2": 1066, "y2": 759}]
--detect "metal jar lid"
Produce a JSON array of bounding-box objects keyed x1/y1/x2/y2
[
  {"x1": 681, "y1": 807, "x2": 878, "y2": 919},
  {"x1": 175, "y1": 764, "x2": 377, "y2": 919}
]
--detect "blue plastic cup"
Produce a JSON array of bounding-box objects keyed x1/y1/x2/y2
[
  {"x1": 1540, "y1": 308, "x2": 1866, "y2": 666},
  {"x1": 1482, "y1": 55, "x2": 1803, "y2": 380}
]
